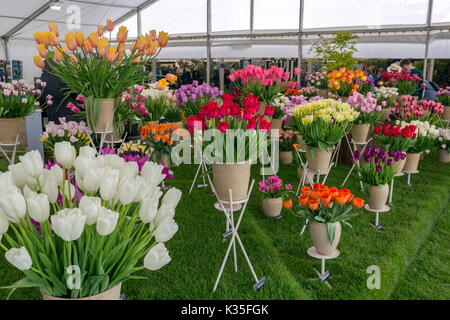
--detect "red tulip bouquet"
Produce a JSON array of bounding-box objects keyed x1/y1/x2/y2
[
  {"x1": 381, "y1": 70, "x2": 422, "y2": 95},
  {"x1": 373, "y1": 123, "x2": 417, "y2": 152},
  {"x1": 187, "y1": 93, "x2": 272, "y2": 163}
]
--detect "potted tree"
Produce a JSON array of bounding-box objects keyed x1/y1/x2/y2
[{"x1": 0, "y1": 143, "x2": 181, "y2": 299}]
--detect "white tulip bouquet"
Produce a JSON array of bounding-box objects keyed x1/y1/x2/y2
[{"x1": 0, "y1": 142, "x2": 181, "y2": 299}]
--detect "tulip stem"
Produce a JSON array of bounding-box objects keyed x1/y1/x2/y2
[{"x1": 0, "y1": 242, "x2": 8, "y2": 251}]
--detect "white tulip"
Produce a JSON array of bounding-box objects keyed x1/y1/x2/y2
[
  {"x1": 75, "y1": 173, "x2": 85, "y2": 192},
  {"x1": 63, "y1": 180, "x2": 76, "y2": 200},
  {"x1": 19, "y1": 150, "x2": 43, "y2": 178},
  {"x1": 74, "y1": 156, "x2": 92, "y2": 179},
  {"x1": 153, "y1": 216, "x2": 178, "y2": 243},
  {"x1": 22, "y1": 184, "x2": 34, "y2": 200},
  {"x1": 54, "y1": 142, "x2": 77, "y2": 168},
  {"x1": 153, "y1": 203, "x2": 175, "y2": 228},
  {"x1": 8, "y1": 163, "x2": 27, "y2": 188},
  {"x1": 79, "y1": 196, "x2": 101, "y2": 225},
  {"x1": 141, "y1": 162, "x2": 165, "y2": 185},
  {"x1": 118, "y1": 177, "x2": 138, "y2": 205},
  {"x1": 99, "y1": 168, "x2": 119, "y2": 201},
  {"x1": 104, "y1": 154, "x2": 124, "y2": 169},
  {"x1": 0, "y1": 211, "x2": 9, "y2": 234},
  {"x1": 143, "y1": 243, "x2": 171, "y2": 271},
  {"x1": 161, "y1": 188, "x2": 182, "y2": 210},
  {"x1": 83, "y1": 167, "x2": 104, "y2": 193},
  {"x1": 0, "y1": 188, "x2": 26, "y2": 223},
  {"x1": 79, "y1": 146, "x2": 96, "y2": 158},
  {"x1": 5, "y1": 247, "x2": 32, "y2": 271},
  {"x1": 133, "y1": 177, "x2": 161, "y2": 202},
  {"x1": 42, "y1": 179, "x2": 59, "y2": 204},
  {"x1": 51, "y1": 208, "x2": 86, "y2": 241},
  {"x1": 96, "y1": 207, "x2": 119, "y2": 236},
  {"x1": 0, "y1": 171, "x2": 13, "y2": 190},
  {"x1": 119, "y1": 161, "x2": 138, "y2": 180},
  {"x1": 139, "y1": 197, "x2": 159, "y2": 224},
  {"x1": 26, "y1": 193, "x2": 50, "y2": 223},
  {"x1": 49, "y1": 165, "x2": 64, "y2": 186}
]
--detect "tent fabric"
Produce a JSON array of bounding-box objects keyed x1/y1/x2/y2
[{"x1": 0, "y1": 0, "x2": 449, "y2": 82}]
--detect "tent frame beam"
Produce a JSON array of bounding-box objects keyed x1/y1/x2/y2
[{"x1": 423, "y1": 0, "x2": 434, "y2": 81}]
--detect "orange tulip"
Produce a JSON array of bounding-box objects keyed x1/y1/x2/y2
[
  {"x1": 145, "y1": 41, "x2": 158, "y2": 56},
  {"x1": 353, "y1": 197, "x2": 365, "y2": 209},
  {"x1": 135, "y1": 36, "x2": 147, "y2": 51},
  {"x1": 133, "y1": 56, "x2": 141, "y2": 63},
  {"x1": 309, "y1": 191, "x2": 320, "y2": 200},
  {"x1": 165, "y1": 73, "x2": 177, "y2": 84},
  {"x1": 308, "y1": 199, "x2": 319, "y2": 211},
  {"x1": 74, "y1": 31, "x2": 84, "y2": 47},
  {"x1": 54, "y1": 48, "x2": 63, "y2": 62},
  {"x1": 65, "y1": 32, "x2": 77, "y2": 51},
  {"x1": 116, "y1": 26, "x2": 128, "y2": 43},
  {"x1": 117, "y1": 42, "x2": 126, "y2": 54},
  {"x1": 97, "y1": 25, "x2": 103, "y2": 37},
  {"x1": 130, "y1": 41, "x2": 136, "y2": 51},
  {"x1": 106, "y1": 46, "x2": 117, "y2": 62},
  {"x1": 106, "y1": 19, "x2": 114, "y2": 32},
  {"x1": 298, "y1": 195, "x2": 309, "y2": 207},
  {"x1": 301, "y1": 185, "x2": 312, "y2": 197},
  {"x1": 33, "y1": 32, "x2": 44, "y2": 45},
  {"x1": 83, "y1": 39, "x2": 93, "y2": 53},
  {"x1": 33, "y1": 56, "x2": 45, "y2": 69},
  {"x1": 48, "y1": 22, "x2": 58, "y2": 36},
  {"x1": 334, "y1": 195, "x2": 347, "y2": 205},
  {"x1": 37, "y1": 44, "x2": 48, "y2": 58},
  {"x1": 157, "y1": 31, "x2": 169, "y2": 48},
  {"x1": 320, "y1": 191, "x2": 332, "y2": 208},
  {"x1": 282, "y1": 199, "x2": 292, "y2": 210},
  {"x1": 49, "y1": 31, "x2": 59, "y2": 46},
  {"x1": 61, "y1": 45, "x2": 69, "y2": 54},
  {"x1": 313, "y1": 183, "x2": 324, "y2": 191},
  {"x1": 88, "y1": 32, "x2": 99, "y2": 48},
  {"x1": 42, "y1": 32, "x2": 51, "y2": 47}
]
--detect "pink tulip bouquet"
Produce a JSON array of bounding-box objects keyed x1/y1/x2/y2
[
  {"x1": 390, "y1": 98, "x2": 444, "y2": 125},
  {"x1": 346, "y1": 92, "x2": 382, "y2": 125},
  {"x1": 436, "y1": 86, "x2": 450, "y2": 106},
  {"x1": 258, "y1": 175, "x2": 293, "y2": 199}
]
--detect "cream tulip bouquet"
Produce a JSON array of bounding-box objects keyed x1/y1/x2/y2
[{"x1": 0, "y1": 142, "x2": 181, "y2": 299}]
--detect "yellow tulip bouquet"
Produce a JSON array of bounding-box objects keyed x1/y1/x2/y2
[
  {"x1": 292, "y1": 99, "x2": 359, "y2": 150},
  {"x1": 33, "y1": 20, "x2": 170, "y2": 131}
]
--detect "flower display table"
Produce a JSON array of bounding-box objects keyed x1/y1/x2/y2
[
  {"x1": 0, "y1": 134, "x2": 20, "y2": 165},
  {"x1": 307, "y1": 247, "x2": 340, "y2": 286},
  {"x1": 365, "y1": 204, "x2": 390, "y2": 230}
]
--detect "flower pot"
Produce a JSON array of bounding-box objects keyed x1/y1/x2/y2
[
  {"x1": 270, "y1": 118, "x2": 283, "y2": 137},
  {"x1": 212, "y1": 162, "x2": 251, "y2": 203},
  {"x1": 87, "y1": 98, "x2": 115, "y2": 132},
  {"x1": 419, "y1": 152, "x2": 424, "y2": 160},
  {"x1": 368, "y1": 184, "x2": 389, "y2": 210},
  {"x1": 442, "y1": 106, "x2": 450, "y2": 121},
  {"x1": 0, "y1": 118, "x2": 22, "y2": 144},
  {"x1": 317, "y1": 88, "x2": 328, "y2": 98},
  {"x1": 306, "y1": 147, "x2": 333, "y2": 173},
  {"x1": 396, "y1": 94, "x2": 411, "y2": 104},
  {"x1": 297, "y1": 167, "x2": 303, "y2": 181},
  {"x1": 351, "y1": 124, "x2": 370, "y2": 143},
  {"x1": 261, "y1": 197, "x2": 283, "y2": 217},
  {"x1": 389, "y1": 157, "x2": 406, "y2": 174},
  {"x1": 280, "y1": 151, "x2": 293, "y2": 165},
  {"x1": 402, "y1": 153, "x2": 421, "y2": 173},
  {"x1": 437, "y1": 149, "x2": 450, "y2": 163},
  {"x1": 380, "y1": 109, "x2": 391, "y2": 121},
  {"x1": 152, "y1": 152, "x2": 171, "y2": 168},
  {"x1": 309, "y1": 221, "x2": 341, "y2": 256},
  {"x1": 41, "y1": 283, "x2": 121, "y2": 300}
]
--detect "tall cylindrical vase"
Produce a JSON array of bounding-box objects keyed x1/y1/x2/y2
[
  {"x1": 402, "y1": 153, "x2": 421, "y2": 173},
  {"x1": 212, "y1": 162, "x2": 251, "y2": 203},
  {"x1": 368, "y1": 184, "x2": 389, "y2": 210},
  {"x1": 87, "y1": 98, "x2": 116, "y2": 132},
  {"x1": 309, "y1": 221, "x2": 341, "y2": 256},
  {"x1": 351, "y1": 124, "x2": 370, "y2": 143},
  {"x1": 306, "y1": 147, "x2": 333, "y2": 173}
]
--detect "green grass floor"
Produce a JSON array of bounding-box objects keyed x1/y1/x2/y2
[{"x1": 0, "y1": 150, "x2": 448, "y2": 300}]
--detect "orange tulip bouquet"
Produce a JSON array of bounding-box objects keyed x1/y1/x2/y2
[
  {"x1": 327, "y1": 68, "x2": 367, "y2": 98},
  {"x1": 286, "y1": 183, "x2": 364, "y2": 252},
  {"x1": 140, "y1": 121, "x2": 183, "y2": 166},
  {"x1": 33, "y1": 20, "x2": 169, "y2": 132}
]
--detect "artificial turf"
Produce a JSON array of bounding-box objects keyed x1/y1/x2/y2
[{"x1": 0, "y1": 149, "x2": 448, "y2": 300}]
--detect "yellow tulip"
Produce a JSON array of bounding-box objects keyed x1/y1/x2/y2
[
  {"x1": 106, "y1": 46, "x2": 117, "y2": 62},
  {"x1": 49, "y1": 31, "x2": 59, "y2": 46},
  {"x1": 83, "y1": 39, "x2": 93, "y2": 53},
  {"x1": 65, "y1": 32, "x2": 78, "y2": 51},
  {"x1": 48, "y1": 22, "x2": 59, "y2": 36},
  {"x1": 157, "y1": 31, "x2": 169, "y2": 48},
  {"x1": 156, "y1": 78, "x2": 169, "y2": 90},
  {"x1": 145, "y1": 41, "x2": 158, "y2": 56},
  {"x1": 116, "y1": 26, "x2": 128, "y2": 43},
  {"x1": 88, "y1": 32, "x2": 99, "y2": 48},
  {"x1": 149, "y1": 30, "x2": 157, "y2": 41},
  {"x1": 33, "y1": 32, "x2": 44, "y2": 45},
  {"x1": 37, "y1": 44, "x2": 48, "y2": 58},
  {"x1": 74, "y1": 31, "x2": 84, "y2": 47},
  {"x1": 97, "y1": 37, "x2": 108, "y2": 57},
  {"x1": 97, "y1": 25, "x2": 103, "y2": 37},
  {"x1": 69, "y1": 54, "x2": 78, "y2": 63},
  {"x1": 33, "y1": 56, "x2": 45, "y2": 69},
  {"x1": 54, "y1": 47, "x2": 63, "y2": 61},
  {"x1": 106, "y1": 19, "x2": 114, "y2": 32}
]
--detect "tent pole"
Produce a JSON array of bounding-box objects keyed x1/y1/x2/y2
[
  {"x1": 206, "y1": 0, "x2": 211, "y2": 84},
  {"x1": 423, "y1": 0, "x2": 433, "y2": 81},
  {"x1": 297, "y1": 0, "x2": 304, "y2": 83},
  {"x1": 137, "y1": 9, "x2": 142, "y2": 37},
  {"x1": 2, "y1": 38, "x2": 9, "y2": 60}
]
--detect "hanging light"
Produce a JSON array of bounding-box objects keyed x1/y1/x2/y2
[{"x1": 50, "y1": 0, "x2": 63, "y2": 10}]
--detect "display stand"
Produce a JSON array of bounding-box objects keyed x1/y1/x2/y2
[
  {"x1": 403, "y1": 170, "x2": 419, "y2": 187},
  {"x1": 294, "y1": 147, "x2": 315, "y2": 197},
  {"x1": 0, "y1": 135, "x2": 20, "y2": 165},
  {"x1": 207, "y1": 175, "x2": 266, "y2": 292},
  {"x1": 85, "y1": 122, "x2": 113, "y2": 155},
  {"x1": 388, "y1": 172, "x2": 404, "y2": 206},
  {"x1": 341, "y1": 136, "x2": 373, "y2": 191},
  {"x1": 104, "y1": 132, "x2": 127, "y2": 149},
  {"x1": 307, "y1": 247, "x2": 340, "y2": 288},
  {"x1": 188, "y1": 157, "x2": 209, "y2": 194},
  {"x1": 364, "y1": 204, "x2": 390, "y2": 230}
]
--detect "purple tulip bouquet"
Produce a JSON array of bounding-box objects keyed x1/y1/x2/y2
[{"x1": 175, "y1": 81, "x2": 223, "y2": 117}]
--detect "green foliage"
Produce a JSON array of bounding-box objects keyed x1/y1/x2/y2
[
  {"x1": 164, "y1": 106, "x2": 183, "y2": 122},
  {"x1": 310, "y1": 31, "x2": 360, "y2": 71}
]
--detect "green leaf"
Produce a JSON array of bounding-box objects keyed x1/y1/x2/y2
[
  {"x1": 1, "y1": 277, "x2": 41, "y2": 300},
  {"x1": 327, "y1": 222, "x2": 336, "y2": 245}
]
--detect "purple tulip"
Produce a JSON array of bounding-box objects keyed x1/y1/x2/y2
[
  {"x1": 376, "y1": 164, "x2": 382, "y2": 172},
  {"x1": 387, "y1": 159, "x2": 393, "y2": 166}
]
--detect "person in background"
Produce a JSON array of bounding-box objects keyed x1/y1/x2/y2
[
  {"x1": 400, "y1": 58, "x2": 424, "y2": 98},
  {"x1": 224, "y1": 67, "x2": 230, "y2": 92},
  {"x1": 38, "y1": 60, "x2": 79, "y2": 123},
  {"x1": 213, "y1": 67, "x2": 219, "y2": 87},
  {"x1": 422, "y1": 80, "x2": 439, "y2": 101},
  {"x1": 182, "y1": 67, "x2": 192, "y2": 84},
  {"x1": 192, "y1": 65, "x2": 201, "y2": 82},
  {"x1": 156, "y1": 67, "x2": 163, "y2": 81}
]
